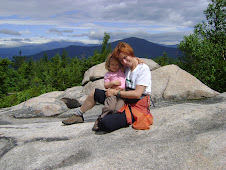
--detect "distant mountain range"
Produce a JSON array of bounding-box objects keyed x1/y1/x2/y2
[
  {"x1": 0, "y1": 37, "x2": 182, "y2": 60},
  {"x1": 0, "y1": 41, "x2": 93, "y2": 59}
]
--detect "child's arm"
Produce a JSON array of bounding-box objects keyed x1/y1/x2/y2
[{"x1": 104, "y1": 80, "x2": 121, "y2": 89}]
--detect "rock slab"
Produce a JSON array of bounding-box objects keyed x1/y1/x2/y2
[{"x1": 0, "y1": 93, "x2": 225, "y2": 170}]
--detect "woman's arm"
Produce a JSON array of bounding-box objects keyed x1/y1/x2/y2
[{"x1": 106, "y1": 85, "x2": 146, "y2": 99}]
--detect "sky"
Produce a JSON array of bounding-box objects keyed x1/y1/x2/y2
[{"x1": 0, "y1": 0, "x2": 210, "y2": 48}]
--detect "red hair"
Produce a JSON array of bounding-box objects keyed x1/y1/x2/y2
[{"x1": 112, "y1": 42, "x2": 135, "y2": 59}]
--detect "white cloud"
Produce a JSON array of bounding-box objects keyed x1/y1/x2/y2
[{"x1": 0, "y1": 0, "x2": 210, "y2": 47}]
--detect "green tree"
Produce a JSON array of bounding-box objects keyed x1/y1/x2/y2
[
  {"x1": 154, "y1": 52, "x2": 175, "y2": 66},
  {"x1": 0, "y1": 58, "x2": 12, "y2": 96},
  {"x1": 61, "y1": 49, "x2": 70, "y2": 68},
  {"x1": 179, "y1": 0, "x2": 226, "y2": 92},
  {"x1": 17, "y1": 59, "x2": 35, "y2": 91},
  {"x1": 100, "y1": 32, "x2": 111, "y2": 58},
  {"x1": 12, "y1": 55, "x2": 28, "y2": 70},
  {"x1": 66, "y1": 57, "x2": 84, "y2": 86},
  {"x1": 34, "y1": 55, "x2": 53, "y2": 91}
]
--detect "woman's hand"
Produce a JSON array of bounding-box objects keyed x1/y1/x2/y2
[{"x1": 105, "y1": 89, "x2": 118, "y2": 97}]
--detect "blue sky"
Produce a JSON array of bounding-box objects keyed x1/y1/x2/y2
[{"x1": 0, "y1": 0, "x2": 210, "y2": 48}]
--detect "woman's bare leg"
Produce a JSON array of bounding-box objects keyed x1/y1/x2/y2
[{"x1": 80, "y1": 89, "x2": 96, "y2": 113}]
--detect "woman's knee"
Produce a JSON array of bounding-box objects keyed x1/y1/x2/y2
[{"x1": 88, "y1": 89, "x2": 95, "y2": 98}]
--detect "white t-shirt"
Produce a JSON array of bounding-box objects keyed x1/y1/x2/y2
[{"x1": 125, "y1": 63, "x2": 152, "y2": 95}]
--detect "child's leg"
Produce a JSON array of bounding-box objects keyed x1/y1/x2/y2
[
  {"x1": 114, "y1": 97, "x2": 125, "y2": 112},
  {"x1": 101, "y1": 96, "x2": 118, "y2": 118}
]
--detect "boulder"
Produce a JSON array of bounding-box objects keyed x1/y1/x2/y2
[
  {"x1": 12, "y1": 91, "x2": 68, "y2": 118},
  {"x1": 82, "y1": 62, "x2": 107, "y2": 85},
  {"x1": 151, "y1": 65, "x2": 219, "y2": 102},
  {"x1": 139, "y1": 58, "x2": 161, "y2": 71},
  {"x1": 59, "y1": 86, "x2": 84, "y2": 109},
  {"x1": 82, "y1": 79, "x2": 105, "y2": 95},
  {"x1": 58, "y1": 80, "x2": 105, "y2": 109}
]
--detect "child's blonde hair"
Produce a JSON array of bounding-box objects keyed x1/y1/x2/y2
[{"x1": 105, "y1": 53, "x2": 122, "y2": 71}]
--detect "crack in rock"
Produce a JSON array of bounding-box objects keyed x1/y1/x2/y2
[
  {"x1": 0, "y1": 137, "x2": 17, "y2": 158},
  {"x1": 24, "y1": 137, "x2": 69, "y2": 144}
]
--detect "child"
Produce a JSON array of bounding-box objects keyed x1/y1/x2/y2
[{"x1": 92, "y1": 53, "x2": 125, "y2": 131}]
